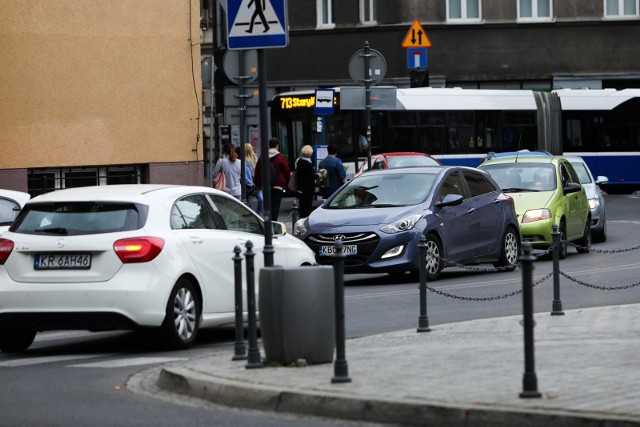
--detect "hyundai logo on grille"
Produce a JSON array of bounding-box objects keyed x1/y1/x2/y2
[{"x1": 333, "y1": 235, "x2": 346, "y2": 241}]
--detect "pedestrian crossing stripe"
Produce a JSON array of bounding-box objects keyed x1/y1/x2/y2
[{"x1": 227, "y1": 0, "x2": 288, "y2": 50}]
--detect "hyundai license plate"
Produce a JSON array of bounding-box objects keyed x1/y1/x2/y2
[
  {"x1": 34, "y1": 254, "x2": 92, "y2": 270},
  {"x1": 319, "y1": 245, "x2": 357, "y2": 256}
]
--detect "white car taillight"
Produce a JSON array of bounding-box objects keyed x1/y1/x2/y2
[
  {"x1": 113, "y1": 237, "x2": 164, "y2": 263},
  {"x1": 0, "y1": 238, "x2": 14, "y2": 265}
]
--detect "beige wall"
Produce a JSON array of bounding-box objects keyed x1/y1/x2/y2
[{"x1": 0, "y1": 0, "x2": 202, "y2": 174}]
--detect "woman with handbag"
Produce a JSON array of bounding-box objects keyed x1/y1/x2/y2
[
  {"x1": 213, "y1": 143, "x2": 241, "y2": 199},
  {"x1": 293, "y1": 145, "x2": 317, "y2": 218}
]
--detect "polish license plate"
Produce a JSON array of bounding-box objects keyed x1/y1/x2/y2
[
  {"x1": 319, "y1": 245, "x2": 357, "y2": 256},
  {"x1": 34, "y1": 254, "x2": 92, "y2": 270}
]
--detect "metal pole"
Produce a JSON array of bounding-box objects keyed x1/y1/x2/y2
[
  {"x1": 332, "y1": 241, "x2": 351, "y2": 383},
  {"x1": 244, "y1": 241, "x2": 262, "y2": 369},
  {"x1": 519, "y1": 242, "x2": 542, "y2": 398},
  {"x1": 417, "y1": 235, "x2": 431, "y2": 332},
  {"x1": 551, "y1": 224, "x2": 564, "y2": 315},
  {"x1": 238, "y1": 51, "x2": 247, "y2": 203},
  {"x1": 258, "y1": 49, "x2": 274, "y2": 267},
  {"x1": 232, "y1": 245, "x2": 247, "y2": 360},
  {"x1": 363, "y1": 41, "x2": 372, "y2": 171},
  {"x1": 291, "y1": 198, "x2": 299, "y2": 230},
  {"x1": 208, "y1": 53, "x2": 215, "y2": 187}
]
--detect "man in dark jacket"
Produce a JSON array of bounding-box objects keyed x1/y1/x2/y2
[
  {"x1": 294, "y1": 144, "x2": 317, "y2": 218},
  {"x1": 318, "y1": 145, "x2": 347, "y2": 199},
  {"x1": 255, "y1": 137, "x2": 290, "y2": 221}
]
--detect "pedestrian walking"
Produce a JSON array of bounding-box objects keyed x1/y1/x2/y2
[
  {"x1": 318, "y1": 145, "x2": 347, "y2": 199},
  {"x1": 293, "y1": 145, "x2": 317, "y2": 218},
  {"x1": 243, "y1": 143, "x2": 260, "y2": 213},
  {"x1": 255, "y1": 137, "x2": 290, "y2": 221},
  {"x1": 213, "y1": 143, "x2": 241, "y2": 199}
]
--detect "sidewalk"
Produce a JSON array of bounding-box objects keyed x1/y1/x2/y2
[{"x1": 157, "y1": 304, "x2": 640, "y2": 426}]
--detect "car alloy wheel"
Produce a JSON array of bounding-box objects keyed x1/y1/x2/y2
[
  {"x1": 494, "y1": 226, "x2": 519, "y2": 270},
  {"x1": 424, "y1": 234, "x2": 443, "y2": 281},
  {"x1": 162, "y1": 278, "x2": 200, "y2": 349}
]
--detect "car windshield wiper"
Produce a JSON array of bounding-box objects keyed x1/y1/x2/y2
[
  {"x1": 369, "y1": 203, "x2": 399, "y2": 208},
  {"x1": 34, "y1": 227, "x2": 69, "y2": 235},
  {"x1": 501, "y1": 187, "x2": 534, "y2": 193}
]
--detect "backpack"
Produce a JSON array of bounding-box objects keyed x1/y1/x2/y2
[{"x1": 269, "y1": 155, "x2": 278, "y2": 186}]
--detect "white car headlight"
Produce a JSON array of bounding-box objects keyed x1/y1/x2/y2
[
  {"x1": 379, "y1": 214, "x2": 422, "y2": 234},
  {"x1": 293, "y1": 218, "x2": 308, "y2": 237},
  {"x1": 522, "y1": 208, "x2": 552, "y2": 223},
  {"x1": 588, "y1": 198, "x2": 600, "y2": 209}
]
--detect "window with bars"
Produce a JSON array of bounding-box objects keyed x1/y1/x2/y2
[{"x1": 28, "y1": 166, "x2": 143, "y2": 196}]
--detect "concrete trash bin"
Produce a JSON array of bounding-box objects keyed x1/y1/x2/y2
[{"x1": 258, "y1": 266, "x2": 335, "y2": 365}]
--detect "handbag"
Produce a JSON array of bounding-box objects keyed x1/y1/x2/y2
[
  {"x1": 287, "y1": 170, "x2": 298, "y2": 192},
  {"x1": 213, "y1": 170, "x2": 226, "y2": 190}
]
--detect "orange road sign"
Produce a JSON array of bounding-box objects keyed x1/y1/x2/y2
[{"x1": 401, "y1": 19, "x2": 431, "y2": 48}]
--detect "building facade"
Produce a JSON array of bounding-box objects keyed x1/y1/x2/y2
[{"x1": 1, "y1": 0, "x2": 203, "y2": 194}]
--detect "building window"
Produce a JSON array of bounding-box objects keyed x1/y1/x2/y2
[
  {"x1": 518, "y1": 0, "x2": 552, "y2": 21},
  {"x1": 604, "y1": 0, "x2": 639, "y2": 18},
  {"x1": 28, "y1": 166, "x2": 143, "y2": 196},
  {"x1": 360, "y1": 0, "x2": 376, "y2": 25},
  {"x1": 447, "y1": 0, "x2": 481, "y2": 22},
  {"x1": 316, "y1": 0, "x2": 335, "y2": 29}
]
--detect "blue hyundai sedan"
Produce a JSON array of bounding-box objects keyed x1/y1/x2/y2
[{"x1": 293, "y1": 166, "x2": 521, "y2": 281}]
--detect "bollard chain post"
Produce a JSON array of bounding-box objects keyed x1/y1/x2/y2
[
  {"x1": 417, "y1": 235, "x2": 431, "y2": 332},
  {"x1": 519, "y1": 242, "x2": 542, "y2": 398},
  {"x1": 551, "y1": 224, "x2": 564, "y2": 315},
  {"x1": 291, "y1": 198, "x2": 299, "y2": 230},
  {"x1": 232, "y1": 246, "x2": 247, "y2": 360},
  {"x1": 332, "y1": 241, "x2": 351, "y2": 383},
  {"x1": 244, "y1": 241, "x2": 262, "y2": 369}
]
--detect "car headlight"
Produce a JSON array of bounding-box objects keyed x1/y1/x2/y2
[
  {"x1": 379, "y1": 214, "x2": 422, "y2": 234},
  {"x1": 588, "y1": 198, "x2": 600, "y2": 209},
  {"x1": 522, "y1": 208, "x2": 552, "y2": 223},
  {"x1": 293, "y1": 218, "x2": 308, "y2": 237}
]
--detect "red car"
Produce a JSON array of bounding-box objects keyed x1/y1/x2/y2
[{"x1": 356, "y1": 152, "x2": 441, "y2": 176}]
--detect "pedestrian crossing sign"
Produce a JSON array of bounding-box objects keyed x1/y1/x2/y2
[{"x1": 227, "y1": 0, "x2": 289, "y2": 50}]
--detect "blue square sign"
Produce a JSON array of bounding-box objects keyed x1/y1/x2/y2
[{"x1": 227, "y1": 0, "x2": 289, "y2": 50}]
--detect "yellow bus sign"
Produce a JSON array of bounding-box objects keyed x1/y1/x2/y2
[{"x1": 401, "y1": 19, "x2": 432, "y2": 48}]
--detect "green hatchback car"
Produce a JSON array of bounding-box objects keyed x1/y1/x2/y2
[{"x1": 479, "y1": 155, "x2": 591, "y2": 258}]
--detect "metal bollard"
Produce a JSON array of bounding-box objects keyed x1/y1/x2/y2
[
  {"x1": 244, "y1": 241, "x2": 262, "y2": 369},
  {"x1": 331, "y1": 241, "x2": 351, "y2": 383},
  {"x1": 232, "y1": 246, "x2": 247, "y2": 360},
  {"x1": 291, "y1": 198, "x2": 299, "y2": 230},
  {"x1": 417, "y1": 235, "x2": 431, "y2": 332},
  {"x1": 519, "y1": 242, "x2": 542, "y2": 398},
  {"x1": 550, "y1": 224, "x2": 564, "y2": 315}
]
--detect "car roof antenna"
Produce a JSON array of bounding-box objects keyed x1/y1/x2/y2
[{"x1": 515, "y1": 135, "x2": 522, "y2": 163}]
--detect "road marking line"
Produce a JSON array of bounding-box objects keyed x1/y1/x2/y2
[
  {"x1": 0, "y1": 354, "x2": 110, "y2": 367},
  {"x1": 69, "y1": 357, "x2": 188, "y2": 368}
]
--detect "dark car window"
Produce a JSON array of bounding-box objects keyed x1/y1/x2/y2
[
  {"x1": 171, "y1": 194, "x2": 219, "y2": 230},
  {"x1": 0, "y1": 198, "x2": 21, "y2": 226},
  {"x1": 11, "y1": 202, "x2": 145, "y2": 235},
  {"x1": 563, "y1": 162, "x2": 581, "y2": 184},
  {"x1": 461, "y1": 170, "x2": 498, "y2": 197},
  {"x1": 209, "y1": 195, "x2": 263, "y2": 235},
  {"x1": 436, "y1": 171, "x2": 467, "y2": 204}
]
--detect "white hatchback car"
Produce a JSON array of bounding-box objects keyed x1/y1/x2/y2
[
  {"x1": 0, "y1": 184, "x2": 316, "y2": 352},
  {"x1": 0, "y1": 189, "x2": 31, "y2": 235}
]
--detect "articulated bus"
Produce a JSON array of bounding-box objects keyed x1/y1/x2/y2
[{"x1": 270, "y1": 87, "x2": 640, "y2": 193}]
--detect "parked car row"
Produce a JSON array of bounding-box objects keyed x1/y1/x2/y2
[{"x1": 0, "y1": 151, "x2": 606, "y2": 352}]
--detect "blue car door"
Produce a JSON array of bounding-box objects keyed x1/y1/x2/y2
[
  {"x1": 461, "y1": 170, "x2": 504, "y2": 257},
  {"x1": 433, "y1": 171, "x2": 474, "y2": 260}
]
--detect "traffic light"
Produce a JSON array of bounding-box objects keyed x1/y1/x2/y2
[
  {"x1": 213, "y1": 47, "x2": 237, "y2": 114},
  {"x1": 410, "y1": 69, "x2": 429, "y2": 88}
]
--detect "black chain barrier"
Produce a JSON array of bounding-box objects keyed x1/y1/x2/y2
[
  {"x1": 425, "y1": 271, "x2": 553, "y2": 301},
  {"x1": 559, "y1": 270, "x2": 640, "y2": 291}
]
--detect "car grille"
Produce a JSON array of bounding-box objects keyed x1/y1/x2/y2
[{"x1": 305, "y1": 232, "x2": 380, "y2": 267}]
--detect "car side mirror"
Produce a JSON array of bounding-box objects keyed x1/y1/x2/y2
[
  {"x1": 564, "y1": 182, "x2": 582, "y2": 194},
  {"x1": 596, "y1": 176, "x2": 609, "y2": 185},
  {"x1": 272, "y1": 221, "x2": 287, "y2": 236},
  {"x1": 435, "y1": 193, "x2": 464, "y2": 208}
]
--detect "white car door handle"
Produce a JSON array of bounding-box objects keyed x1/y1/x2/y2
[{"x1": 189, "y1": 236, "x2": 204, "y2": 244}]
